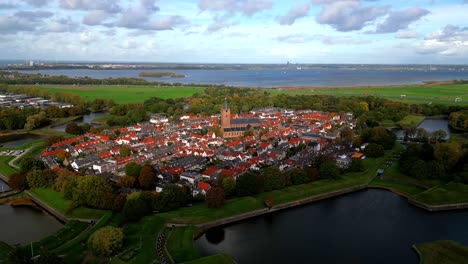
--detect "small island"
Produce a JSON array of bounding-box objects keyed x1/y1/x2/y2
[{"x1": 139, "y1": 71, "x2": 185, "y2": 78}]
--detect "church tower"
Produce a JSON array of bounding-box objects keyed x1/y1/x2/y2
[{"x1": 221, "y1": 97, "x2": 231, "y2": 131}]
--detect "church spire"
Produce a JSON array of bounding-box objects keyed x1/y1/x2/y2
[{"x1": 224, "y1": 97, "x2": 229, "y2": 109}]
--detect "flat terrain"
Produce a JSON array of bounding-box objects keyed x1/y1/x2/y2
[
  {"x1": 35, "y1": 85, "x2": 205, "y2": 104},
  {"x1": 269, "y1": 83, "x2": 468, "y2": 105},
  {"x1": 414, "y1": 240, "x2": 468, "y2": 264}
]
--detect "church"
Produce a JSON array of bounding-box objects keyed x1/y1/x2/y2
[{"x1": 221, "y1": 97, "x2": 261, "y2": 138}]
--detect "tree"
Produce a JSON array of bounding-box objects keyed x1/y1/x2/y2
[
  {"x1": 290, "y1": 168, "x2": 309, "y2": 185},
  {"x1": 410, "y1": 160, "x2": 428, "y2": 179},
  {"x1": 117, "y1": 176, "x2": 135, "y2": 188},
  {"x1": 87, "y1": 226, "x2": 123, "y2": 257},
  {"x1": 431, "y1": 129, "x2": 447, "y2": 142},
  {"x1": 122, "y1": 192, "x2": 152, "y2": 221},
  {"x1": 434, "y1": 142, "x2": 462, "y2": 170},
  {"x1": 44, "y1": 135, "x2": 64, "y2": 147},
  {"x1": 264, "y1": 195, "x2": 274, "y2": 209},
  {"x1": 8, "y1": 173, "x2": 27, "y2": 190},
  {"x1": 124, "y1": 162, "x2": 141, "y2": 177},
  {"x1": 71, "y1": 175, "x2": 113, "y2": 208},
  {"x1": 155, "y1": 184, "x2": 190, "y2": 212},
  {"x1": 205, "y1": 187, "x2": 225, "y2": 208},
  {"x1": 318, "y1": 161, "x2": 340, "y2": 180},
  {"x1": 364, "y1": 143, "x2": 385, "y2": 158},
  {"x1": 262, "y1": 166, "x2": 284, "y2": 191},
  {"x1": 235, "y1": 172, "x2": 261, "y2": 196},
  {"x1": 65, "y1": 122, "x2": 81, "y2": 135},
  {"x1": 340, "y1": 126, "x2": 354, "y2": 147},
  {"x1": 18, "y1": 155, "x2": 45, "y2": 173},
  {"x1": 138, "y1": 164, "x2": 156, "y2": 190},
  {"x1": 26, "y1": 168, "x2": 45, "y2": 188},
  {"x1": 119, "y1": 145, "x2": 131, "y2": 157},
  {"x1": 348, "y1": 158, "x2": 365, "y2": 172},
  {"x1": 221, "y1": 176, "x2": 236, "y2": 197}
]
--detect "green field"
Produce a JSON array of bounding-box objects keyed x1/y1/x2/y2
[
  {"x1": 0, "y1": 156, "x2": 17, "y2": 176},
  {"x1": 35, "y1": 85, "x2": 205, "y2": 104},
  {"x1": 30, "y1": 188, "x2": 107, "y2": 219},
  {"x1": 412, "y1": 182, "x2": 468, "y2": 205},
  {"x1": 414, "y1": 240, "x2": 468, "y2": 264},
  {"x1": 167, "y1": 227, "x2": 200, "y2": 263},
  {"x1": 183, "y1": 254, "x2": 237, "y2": 264},
  {"x1": 268, "y1": 83, "x2": 468, "y2": 105}
]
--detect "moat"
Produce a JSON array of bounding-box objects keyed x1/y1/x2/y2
[{"x1": 195, "y1": 189, "x2": 468, "y2": 263}]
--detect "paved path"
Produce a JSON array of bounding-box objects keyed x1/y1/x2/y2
[{"x1": 8, "y1": 146, "x2": 32, "y2": 169}]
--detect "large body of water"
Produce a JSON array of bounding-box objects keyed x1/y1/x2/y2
[
  {"x1": 21, "y1": 68, "x2": 468, "y2": 87},
  {"x1": 195, "y1": 190, "x2": 468, "y2": 264}
]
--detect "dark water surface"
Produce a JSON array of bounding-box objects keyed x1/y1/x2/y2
[
  {"x1": 195, "y1": 189, "x2": 468, "y2": 264},
  {"x1": 0, "y1": 134, "x2": 48, "y2": 148},
  {"x1": 0, "y1": 205, "x2": 63, "y2": 245},
  {"x1": 51, "y1": 112, "x2": 106, "y2": 132},
  {"x1": 21, "y1": 68, "x2": 468, "y2": 87}
]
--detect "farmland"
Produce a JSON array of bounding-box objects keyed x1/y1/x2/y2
[
  {"x1": 34, "y1": 85, "x2": 206, "y2": 104},
  {"x1": 268, "y1": 83, "x2": 468, "y2": 105}
]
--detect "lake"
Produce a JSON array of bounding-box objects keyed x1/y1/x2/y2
[
  {"x1": 194, "y1": 189, "x2": 468, "y2": 264},
  {"x1": 0, "y1": 204, "x2": 63, "y2": 245},
  {"x1": 21, "y1": 68, "x2": 468, "y2": 87}
]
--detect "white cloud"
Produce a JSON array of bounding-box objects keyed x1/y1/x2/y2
[{"x1": 276, "y1": 3, "x2": 310, "y2": 26}]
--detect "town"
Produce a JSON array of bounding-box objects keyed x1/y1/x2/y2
[{"x1": 41, "y1": 98, "x2": 358, "y2": 196}]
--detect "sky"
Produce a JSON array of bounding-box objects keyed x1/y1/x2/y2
[{"x1": 1, "y1": 0, "x2": 468, "y2": 64}]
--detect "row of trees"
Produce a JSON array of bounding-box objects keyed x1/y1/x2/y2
[{"x1": 399, "y1": 142, "x2": 468, "y2": 183}]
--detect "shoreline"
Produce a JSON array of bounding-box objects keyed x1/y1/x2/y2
[
  {"x1": 276, "y1": 80, "x2": 455, "y2": 91},
  {"x1": 191, "y1": 184, "x2": 468, "y2": 240}
]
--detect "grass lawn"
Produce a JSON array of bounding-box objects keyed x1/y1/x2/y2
[
  {"x1": 167, "y1": 226, "x2": 200, "y2": 263},
  {"x1": 397, "y1": 115, "x2": 426, "y2": 128},
  {"x1": 30, "y1": 188, "x2": 107, "y2": 219},
  {"x1": 412, "y1": 182, "x2": 468, "y2": 205},
  {"x1": 414, "y1": 240, "x2": 468, "y2": 264},
  {"x1": 18, "y1": 220, "x2": 90, "y2": 257},
  {"x1": 0, "y1": 156, "x2": 17, "y2": 176},
  {"x1": 112, "y1": 215, "x2": 165, "y2": 264},
  {"x1": 161, "y1": 196, "x2": 265, "y2": 225},
  {"x1": 54, "y1": 212, "x2": 114, "y2": 263},
  {"x1": 268, "y1": 83, "x2": 468, "y2": 105},
  {"x1": 34, "y1": 85, "x2": 205, "y2": 104},
  {"x1": 49, "y1": 116, "x2": 81, "y2": 127},
  {"x1": 369, "y1": 178, "x2": 425, "y2": 196},
  {"x1": 182, "y1": 254, "x2": 237, "y2": 264}
]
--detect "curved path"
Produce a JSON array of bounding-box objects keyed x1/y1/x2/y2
[{"x1": 8, "y1": 146, "x2": 32, "y2": 169}]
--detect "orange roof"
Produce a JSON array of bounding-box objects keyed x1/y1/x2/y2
[{"x1": 197, "y1": 181, "x2": 210, "y2": 191}]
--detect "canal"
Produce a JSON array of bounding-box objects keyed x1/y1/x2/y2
[{"x1": 195, "y1": 189, "x2": 468, "y2": 264}]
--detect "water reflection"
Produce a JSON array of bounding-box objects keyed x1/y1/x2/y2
[
  {"x1": 205, "y1": 227, "x2": 225, "y2": 244},
  {"x1": 0, "y1": 205, "x2": 63, "y2": 245},
  {"x1": 195, "y1": 190, "x2": 468, "y2": 264}
]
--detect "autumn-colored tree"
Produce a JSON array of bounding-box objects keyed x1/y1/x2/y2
[
  {"x1": 44, "y1": 135, "x2": 65, "y2": 147},
  {"x1": 71, "y1": 175, "x2": 113, "y2": 208},
  {"x1": 65, "y1": 122, "x2": 81, "y2": 135},
  {"x1": 434, "y1": 142, "x2": 462, "y2": 170},
  {"x1": 117, "y1": 175, "x2": 135, "y2": 188},
  {"x1": 52, "y1": 169, "x2": 78, "y2": 196},
  {"x1": 56, "y1": 151, "x2": 71, "y2": 162},
  {"x1": 138, "y1": 164, "x2": 156, "y2": 190},
  {"x1": 264, "y1": 195, "x2": 274, "y2": 209},
  {"x1": 205, "y1": 187, "x2": 225, "y2": 208},
  {"x1": 87, "y1": 226, "x2": 123, "y2": 257},
  {"x1": 8, "y1": 173, "x2": 27, "y2": 190}
]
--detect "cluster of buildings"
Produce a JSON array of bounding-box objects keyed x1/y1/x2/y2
[
  {"x1": 41, "y1": 100, "x2": 358, "y2": 196},
  {"x1": 0, "y1": 92, "x2": 74, "y2": 109}
]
